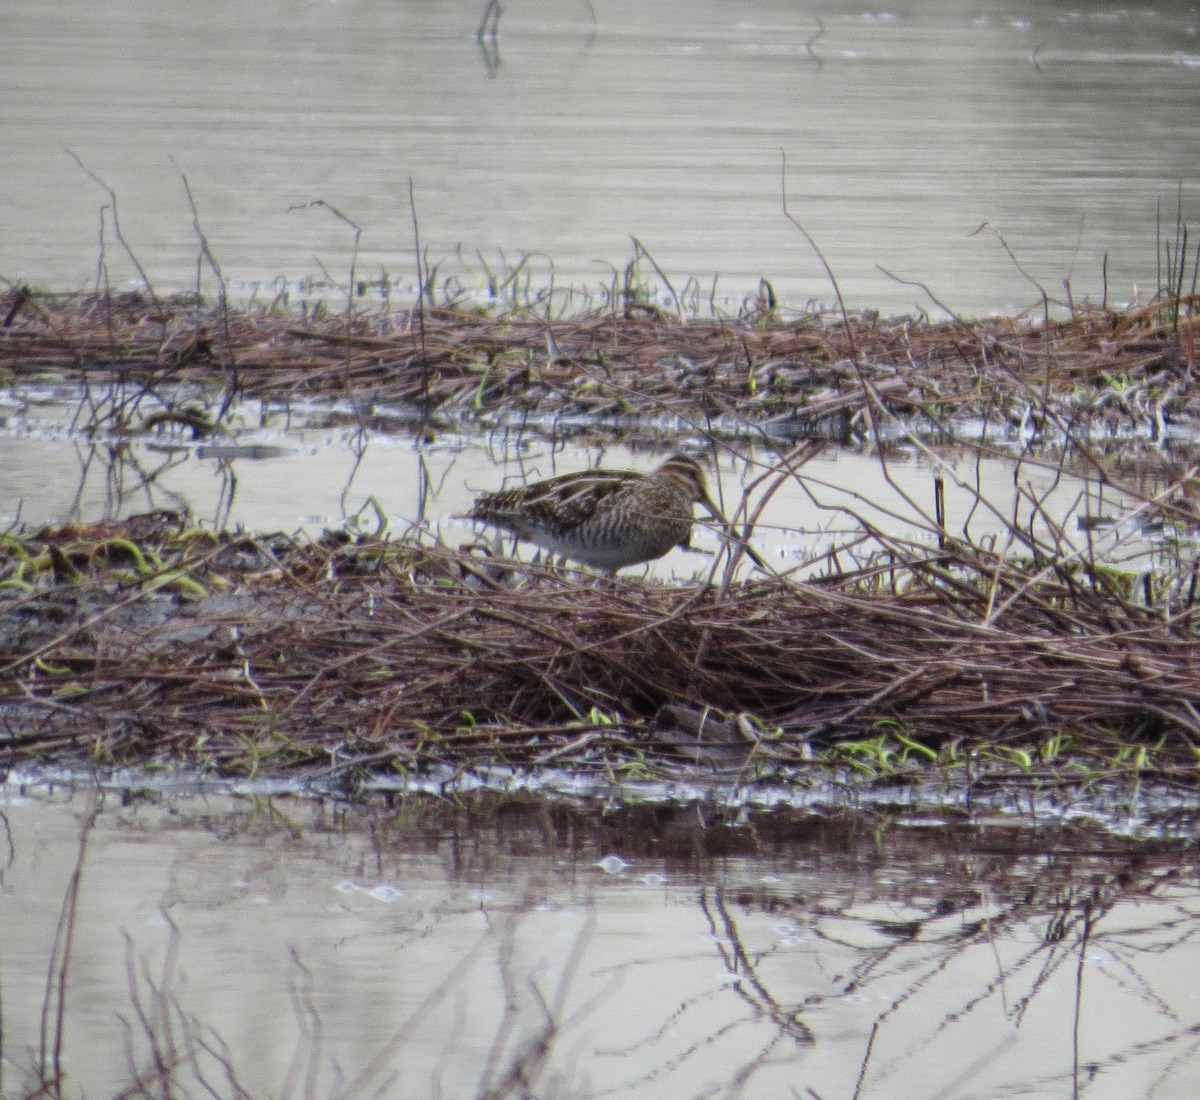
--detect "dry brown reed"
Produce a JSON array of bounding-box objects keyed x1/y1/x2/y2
[
  {"x1": 0, "y1": 288, "x2": 1196, "y2": 439},
  {"x1": 1, "y1": 505, "x2": 1198, "y2": 782},
  {"x1": 2, "y1": 288, "x2": 1200, "y2": 783}
]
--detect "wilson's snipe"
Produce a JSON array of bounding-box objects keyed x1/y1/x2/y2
[{"x1": 469, "y1": 454, "x2": 762, "y2": 574}]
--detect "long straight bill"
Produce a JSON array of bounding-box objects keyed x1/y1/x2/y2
[{"x1": 699, "y1": 492, "x2": 769, "y2": 573}]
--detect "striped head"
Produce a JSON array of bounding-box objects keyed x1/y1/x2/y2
[{"x1": 654, "y1": 454, "x2": 715, "y2": 512}]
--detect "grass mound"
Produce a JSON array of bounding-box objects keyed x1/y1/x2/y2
[{"x1": 2, "y1": 510, "x2": 1198, "y2": 786}]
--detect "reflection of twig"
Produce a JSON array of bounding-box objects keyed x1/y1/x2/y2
[
  {"x1": 478, "y1": 906, "x2": 596, "y2": 1098},
  {"x1": 927, "y1": 1035, "x2": 1019, "y2": 1100},
  {"x1": 62, "y1": 437, "x2": 192, "y2": 525},
  {"x1": 803, "y1": 18, "x2": 825, "y2": 69},
  {"x1": 980, "y1": 889, "x2": 1010, "y2": 1016},
  {"x1": 700, "y1": 886, "x2": 815, "y2": 1044},
  {"x1": 477, "y1": 30, "x2": 501, "y2": 76},
  {"x1": 284, "y1": 947, "x2": 325, "y2": 1099},
  {"x1": 1010, "y1": 888, "x2": 1106, "y2": 1027},
  {"x1": 1072, "y1": 899, "x2": 1095, "y2": 1100},
  {"x1": 103, "y1": 443, "x2": 193, "y2": 522},
  {"x1": 211, "y1": 457, "x2": 238, "y2": 532},
  {"x1": 336, "y1": 931, "x2": 493, "y2": 1097},
  {"x1": 120, "y1": 928, "x2": 173, "y2": 1092},
  {"x1": 0, "y1": 805, "x2": 14, "y2": 870},
  {"x1": 477, "y1": 0, "x2": 597, "y2": 41},
  {"x1": 476, "y1": 0, "x2": 501, "y2": 40},
  {"x1": 850, "y1": 1019, "x2": 879, "y2": 1100},
  {"x1": 39, "y1": 787, "x2": 100, "y2": 1096},
  {"x1": 338, "y1": 430, "x2": 373, "y2": 522},
  {"x1": 117, "y1": 910, "x2": 253, "y2": 1097}
]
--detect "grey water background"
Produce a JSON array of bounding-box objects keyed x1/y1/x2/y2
[
  {"x1": 3, "y1": 785, "x2": 1200, "y2": 1099},
  {"x1": 2, "y1": 0, "x2": 1198, "y2": 316},
  {"x1": 1, "y1": 0, "x2": 1197, "y2": 547},
  {"x1": 3, "y1": 5, "x2": 1200, "y2": 1096}
]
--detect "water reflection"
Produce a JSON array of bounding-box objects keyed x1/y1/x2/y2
[
  {"x1": 0, "y1": 397, "x2": 1188, "y2": 581},
  {"x1": 2, "y1": 786, "x2": 1198, "y2": 1098},
  {"x1": 1, "y1": 0, "x2": 1197, "y2": 316}
]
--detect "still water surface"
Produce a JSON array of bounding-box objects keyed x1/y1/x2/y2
[
  {"x1": 5, "y1": 10, "x2": 1199, "y2": 1094},
  {"x1": 2, "y1": 0, "x2": 1199, "y2": 316},
  {"x1": 2, "y1": 784, "x2": 1199, "y2": 1099},
  {"x1": 0, "y1": 392, "x2": 1168, "y2": 577}
]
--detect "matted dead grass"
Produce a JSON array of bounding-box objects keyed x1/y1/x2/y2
[
  {"x1": 2, "y1": 286, "x2": 1200, "y2": 785},
  {"x1": 1, "y1": 286, "x2": 1196, "y2": 439},
  {"x1": 2, "y1": 509, "x2": 1198, "y2": 783}
]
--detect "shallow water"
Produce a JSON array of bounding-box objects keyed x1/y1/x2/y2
[
  {"x1": 0, "y1": 392, "x2": 1177, "y2": 578},
  {"x1": 2, "y1": 784, "x2": 1198, "y2": 1099},
  {"x1": 2, "y1": 0, "x2": 1198, "y2": 316}
]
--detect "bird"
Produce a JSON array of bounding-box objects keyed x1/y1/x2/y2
[{"x1": 468, "y1": 453, "x2": 762, "y2": 574}]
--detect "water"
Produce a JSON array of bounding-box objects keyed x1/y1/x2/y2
[
  {"x1": 3, "y1": 0, "x2": 1194, "y2": 554},
  {"x1": 4, "y1": 11, "x2": 1199, "y2": 1092},
  {"x1": 2, "y1": 784, "x2": 1198, "y2": 1099},
  {"x1": 0, "y1": 392, "x2": 1172, "y2": 578},
  {"x1": 2, "y1": 0, "x2": 1198, "y2": 317}
]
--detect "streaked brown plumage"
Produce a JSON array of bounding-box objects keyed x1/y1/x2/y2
[{"x1": 468, "y1": 454, "x2": 716, "y2": 573}]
